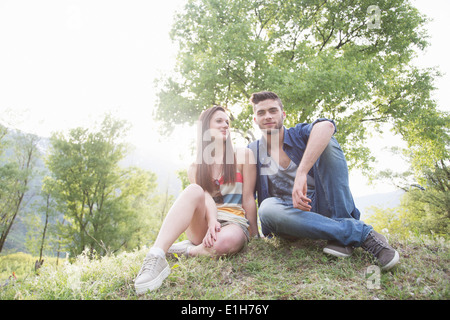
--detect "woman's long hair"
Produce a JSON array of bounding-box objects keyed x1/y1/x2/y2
[{"x1": 195, "y1": 106, "x2": 236, "y2": 193}]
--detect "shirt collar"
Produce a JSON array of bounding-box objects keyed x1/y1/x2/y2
[{"x1": 281, "y1": 126, "x2": 293, "y2": 148}]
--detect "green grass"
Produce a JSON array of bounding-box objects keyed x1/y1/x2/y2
[
  {"x1": 1, "y1": 233, "x2": 449, "y2": 300},
  {"x1": 0, "y1": 252, "x2": 63, "y2": 281}
]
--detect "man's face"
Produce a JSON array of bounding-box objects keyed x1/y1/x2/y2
[{"x1": 253, "y1": 99, "x2": 286, "y2": 134}]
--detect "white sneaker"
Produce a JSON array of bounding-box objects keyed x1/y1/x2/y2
[
  {"x1": 167, "y1": 240, "x2": 194, "y2": 257},
  {"x1": 134, "y1": 253, "x2": 170, "y2": 294}
]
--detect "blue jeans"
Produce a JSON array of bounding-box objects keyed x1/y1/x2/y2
[{"x1": 259, "y1": 137, "x2": 373, "y2": 247}]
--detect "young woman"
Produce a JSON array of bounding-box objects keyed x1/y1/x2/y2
[{"x1": 134, "y1": 106, "x2": 258, "y2": 294}]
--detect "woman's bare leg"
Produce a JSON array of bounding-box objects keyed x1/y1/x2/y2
[
  {"x1": 153, "y1": 184, "x2": 209, "y2": 252},
  {"x1": 152, "y1": 184, "x2": 247, "y2": 258},
  {"x1": 185, "y1": 190, "x2": 217, "y2": 245}
]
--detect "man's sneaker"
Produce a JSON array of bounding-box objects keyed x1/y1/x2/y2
[
  {"x1": 362, "y1": 230, "x2": 400, "y2": 270},
  {"x1": 167, "y1": 240, "x2": 194, "y2": 258},
  {"x1": 134, "y1": 253, "x2": 170, "y2": 295},
  {"x1": 323, "y1": 241, "x2": 354, "y2": 258}
]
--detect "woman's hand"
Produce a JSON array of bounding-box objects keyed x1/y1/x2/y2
[{"x1": 202, "y1": 220, "x2": 221, "y2": 248}]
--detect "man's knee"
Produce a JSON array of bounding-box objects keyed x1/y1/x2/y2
[
  {"x1": 258, "y1": 198, "x2": 278, "y2": 224},
  {"x1": 259, "y1": 198, "x2": 285, "y2": 235}
]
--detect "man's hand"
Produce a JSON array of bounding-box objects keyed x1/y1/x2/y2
[
  {"x1": 292, "y1": 121, "x2": 335, "y2": 211},
  {"x1": 292, "y1": 172, "x2": 312, "y2": 211}
]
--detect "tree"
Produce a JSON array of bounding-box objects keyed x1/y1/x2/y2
[
  {"x1": 176, "y1": 169, "x2": 190, "y2": 190},
  {"x1": 44, "y1": 115, "x2": 160, "y2": 256},
  {"x1": 24, "y1": 190, "x2": 58, "y2": 269},
  {"x1": 367, "y1": 159, "x2": 449, "y2": 239},
  {"x1": 402, "y1": 159, "x2": 450, "y2": 237},
  {"x1": 154, "y1": 0, "x2": 449, "y2": 179},
  {"x1": 0, "y1": 128, "x2": 40, "y2": 253}
]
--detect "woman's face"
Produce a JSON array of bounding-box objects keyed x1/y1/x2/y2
[{"x1": 209, "y1": 110, "x2": 230, "y2": 141}]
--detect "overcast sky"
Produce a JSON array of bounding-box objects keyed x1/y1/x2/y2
[{"x1": 0, "y1": 0, "x2": 448, "y2": 196}]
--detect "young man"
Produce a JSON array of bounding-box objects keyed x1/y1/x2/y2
[{"x1": 248, "y1": 91, "x2": 399, "y2": 270}]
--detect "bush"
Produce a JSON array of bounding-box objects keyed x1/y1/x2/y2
[
  {"x1": 0, "y1": 252, "x2": 64, "y2": 282},
  {"x1": 0, "y1": 252, "x2": 35, "y2": 281},
  {"x1": 365, "y1": 190, "x2": 450, "y2": 240}
]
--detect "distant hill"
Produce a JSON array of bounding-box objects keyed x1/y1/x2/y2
[{"x1": 355, "y1": 189, "x2": 405, "y2": 219}]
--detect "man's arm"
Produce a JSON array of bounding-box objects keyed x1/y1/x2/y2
[{"x1": 292, "y1": 121, "x2": 335, "y2": 211}]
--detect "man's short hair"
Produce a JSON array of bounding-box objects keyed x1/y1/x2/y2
[{"x1": 249, "y1": 91, "x2": 284, "y2": 111}]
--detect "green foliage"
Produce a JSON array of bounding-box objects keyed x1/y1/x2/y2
[
  {"x1": 44, "y1": 114, "x2": 165, "y2": 257},
  {"x1": 176, "y1": 169, "x2": 190, "y2": 189},
  {"x1": 0, "y1": 126, "x2": 41, "y2": 253},
  {"x1": 23, "y1": 191, "x2": 61, "y2": 260},
  {"x1": 402, "y1": 189, "x2": 449, "y2": 237},
  {"x1": 365, "y1": 206, "x2": 411, "y2": 239},
  {"x1": 155, "y1": 0, "x2": 449, "y2": 178},
  {"x1": 367, "y1": 159, "x2": 449, "y2": 239},
  {"x1": 402, "y1": 160, "x2": 449, "y2": 237},
  {"x1": 2, "y1": 114, "x2": 176, "y2": 259}
]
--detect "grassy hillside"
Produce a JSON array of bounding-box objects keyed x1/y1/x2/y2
[{"x1": 1, "y1": 233, "x2": 448, "y2": 301}]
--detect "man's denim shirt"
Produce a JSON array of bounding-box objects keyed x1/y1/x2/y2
[{"x1": 247, "y1": 118, "x2": 336, "y2": 207}]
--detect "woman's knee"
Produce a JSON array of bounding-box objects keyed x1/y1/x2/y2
[
  {"x1": 213, "y1": 227, "x2": 246, "y2": 256},
  {"x1": 182, "y1": 183, "x2": 205, "y2": 202}
]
